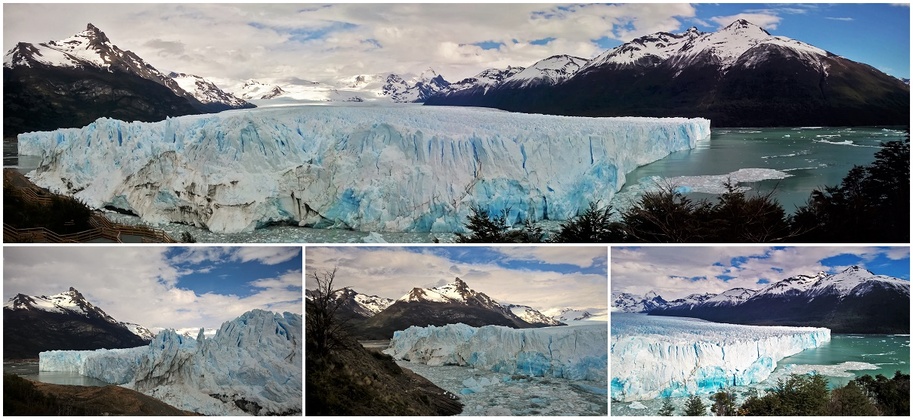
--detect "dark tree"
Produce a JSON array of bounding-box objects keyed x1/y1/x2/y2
[
  {"x1": 683, "y1": 394, "x2": 706, "y2": 416},
  {"x1": 658, "y1": 396, "x2": 675, "y2": 416},
  {"x1": 710, "y1": 389, "x2": 737, "y2": 416},
  {"x1": 305, "y1": 267, "x2": 348, "y2": 356},
  {"x1": 828, "y1": 380, "x2": 879, "y2": 416},
  {"x1": 551, "y1": 201, "x2": 623, "y2": 242},
  {"x1": 620, "y1": 186, "x2": 712, "y2": 242},
  {"x1": 455, "y1": 206, "x2": 543, "y2": 243},
  {"x1": 853, "y1": 371, "x2": 910, "y2": 416},
  {"x1": 792, "y1": 137, "x2": 909, "y2": 242}
]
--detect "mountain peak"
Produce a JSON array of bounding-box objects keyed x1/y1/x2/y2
[{"x1": 721, "y1": 19, "x2": 771, "y2": 36}]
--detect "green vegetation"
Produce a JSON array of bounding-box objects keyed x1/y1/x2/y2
[
  {"x1": 671, "y1": 372, "x2": 910, "y2": 416},
  {"x1": 683, "y1": 394, "x2": 707, "y2": 416},
  {"x1": 3, "y1": 374, "x2": 99, "y2": 415},
  {"x1": 457, "y1": 138, "x2": 909, "y2": 243},
  {"x1": 658, "y1": 396, "x2": 676, "y2": 416}
]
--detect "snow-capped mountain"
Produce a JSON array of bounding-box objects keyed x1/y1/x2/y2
[
  {"x1": 426, "y1": 19, "x2": 909, "y2": 127},
  {"x1": 3, "y1": 287, "x2": 152, "y2": 358},
  {"x1": 168, "y1": 72, "x2": 254, "y2": 111},
  {"x1": 122, "y1": 321, "x2": 156, "y2": 341},
  {"x1": 611, "y1": 291, "x2": 667, "y2": 313},
  {"x1": 581, "y1": 27, "x2": 701, "y2": 71},
  {"x1": 3, "y1": 23, "x2": 250, "y2": 137},
  {"x1": 237, "y1": 79, "x2": 288, "y2": 100},
  {"x1": 334, "y1": 288, "x2": 395, "y2": 318},
  {"x1": 357, "y1": 278, "x2": 561, "y2": 339},
  {"x1": 504, "y1": 54, "x2": 587, "y2": 88},
  {"x1": 546, "y1": 307, "x2": 595, "y2": 322},
  {"x1": 442, "y1": 66, "x2": 526, "y2": 95},
  {"x1": 233, "y1": 68, "x2": 448, "y2": 103},
  {"x1": 503, "y1": 304, "x2": 562, "y2": 326},
  {"x1": 638, "y1": 266, "x2": 910, "y2": 333}
]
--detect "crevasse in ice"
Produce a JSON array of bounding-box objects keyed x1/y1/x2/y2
[
  {"x1": 611, "y1": 314, "x2": 830, "y2": 402},
  {"x1": 19, "y1": 106, "x2": 710, "y2": 233},
  {"x1": 384, "y1": 323, "x2": 607, "y2": 383},
  {"x1": 38, "y1": 309, "x2": 302, "y2": 415}
]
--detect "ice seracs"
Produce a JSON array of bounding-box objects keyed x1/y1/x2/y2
[
  {"x1": 611, "y1": 313, "x2": 830, "y2": 401},
  {"x1": 19, "y1": 106, "x2": 710, "y2": 233},
  {"x1": 385, "y1": 323, "x2": 607, "y2": 383},
  {"x1": 38, "y1": 309, "x2": 302, "y2": 416}
]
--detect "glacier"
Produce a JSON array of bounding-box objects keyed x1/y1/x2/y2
[
  {"x1": 384, "y1": 323, "x2": 607, "y2": 384},
  {"x1": 38, "y1": 309, "x2": 302, "y2": 416},
  {"x1": 611, "y1": 313, "x2": 830, "y2": 402},
  {"x1": 18, "y1": 105, "x2": 710, "y2": 233}
]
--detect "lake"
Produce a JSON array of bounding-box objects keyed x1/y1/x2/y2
[
  {"x1": 612, "y1": 126, "x2": 907, "y2": 214},
  {"x1": 4, "y1": 361, "x2": 112, "y2": 387}
]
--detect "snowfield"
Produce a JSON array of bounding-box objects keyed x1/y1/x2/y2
[
  {"x1": 19, "y1": 105, "x2": 709, "y2": 233},
  {"x1": 38, "y1": 310, "x2": 302, "y2": 416},
  {"x1": 611, "y1": 313, "x2": 830, "y2": 401}
]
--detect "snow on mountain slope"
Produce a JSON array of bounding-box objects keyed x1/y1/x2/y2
[
  {"x1": 753, "y1": 271, "x2": 827, "y2": 298},
  {"x1": 5, "y1": 287, "x2": 118, "y2": 324},
  {"x1": 807, "y1": 266, "x2": 910, "y2": 297},
  {"x1": 504, "y1": 304, "x2": 562, "y2": 326},
  {"x1": 385, "y1": 323, "x2": 606, "y2": 383},
  {"x1": 168, "y1": 72, "x2": 251, "y2": 108},
  {"x1": 611, "y1": 292, "x2": 666, "y2": 313},
  {"x1": 612, "y1": 313, "x2": 830, "y2": 401},
  {"x1": 670, "y1": 19, "x2": 828, "y2": 72},
  {"x1": 581, "y1": 28, "x2": 701, "y2": 72},
  {"x1": 122, "y1": 322, "x2": 156, "y2": 341},
  {"x1": 398, "y1": 278, "x2": 503, "y2": 311},
  {"x1": 234, "y1": 69, "x2": 447, "y2": 103},
  {"x1": 39, "y1": 309, "x2": 302, "y2": 415},
  {"x1": 19, "y1": 106, "x2": 709, "y2": 233},
  {"x1": 703, "y1": 288, "x2": 756, "y2": 306},
  {"x1": 504, "y1": 55, "x2": 587, "y2": 88},
  {"x1": 445, "y1": 66, "x2": 526, "y2": 94}
]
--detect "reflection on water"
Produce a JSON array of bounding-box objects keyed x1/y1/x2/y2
[{"x1": 4, "y1": 361, "x2": 112, "y2": 387}]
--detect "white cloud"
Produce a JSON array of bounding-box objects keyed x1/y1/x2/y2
[
  {"x1": 305, "y1": 247, "x2": 607, "y2": 314},
  {"x1": 2, "y1": 3, "x2": 697, "y2": 85},
  {"x1": 2, "y1": 247, "x2": 302, "y2": 331},
  {"x1": 493, "y1": 246, "x2": 607, "y2": 268},
  {"x1": 611, "y1": 246, "x2": 908, "y2": 300}
]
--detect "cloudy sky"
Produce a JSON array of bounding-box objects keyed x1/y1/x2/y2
[
  {"x1": 3, "y1": 247, "x2": 302, "y2": 332},
  {"x1": 3, "y1": 3, "x2": 909, "y2": 90},
  {"x1": 306, "y1": 246, "x2": 608, "y2": 315},
  {"x1": 612, "y1": 246, "x2": 910, "y2": 300}
]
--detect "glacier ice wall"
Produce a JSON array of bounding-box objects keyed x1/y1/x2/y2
[
  {"x1": 384, "y1": 323, "x2": 607, "y2": 383},
  {"x1": 38, "y1": 310, "x2": 302, "y2": 416},
  {"x1": 611, "y1": 313, "x2": 830, "y2": 402},
  {"x1": 39, "y1": 346, "x2": 147, "y2": 385},
  {"x1": 19, "y1": 105, "x2": 710, "y2": 233}
]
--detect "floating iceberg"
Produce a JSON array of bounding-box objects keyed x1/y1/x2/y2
[
  {"x1": 19, "y1": 105, "x2": 710, "y2": 233},
  {"x1": 39, "y1": 310, "x2": 302, "y2": 415},
  {"x1": 384, "y1": 323, "x2": 607, "y2": 383},
  {"x1": 611, "y1": 313, "x2": 830, "y2": 402}
]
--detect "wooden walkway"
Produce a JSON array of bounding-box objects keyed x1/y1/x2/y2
[{"x1": 4, "y1": 169, "x2": 177, "y2": 243}]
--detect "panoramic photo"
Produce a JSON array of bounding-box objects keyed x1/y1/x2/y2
[
  {"x1": 305, "y1": 245, "x2": 608, "y2": 415},
  {"x1": 611, "y1": 246, "x2": 910, "y2": 416},
  {"x1": 3, "y1": 3, "x2": 908, "y2": 243},
  {"x1": 3, "y1": 246, "x2": 303, "y2": 416}
]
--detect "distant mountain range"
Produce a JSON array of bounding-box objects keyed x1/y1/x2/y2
[
  {"x1": 612, "y1": 266, "x2": 910, "y2": 333},
  {"x1": 6, "y1": 19, "x2": 906, "y2": 138},
  {"x1": 3, "y1": 287, "x2": 153, "y2": 359},
  {"x1": 306, "y1": 277, "x2": 602, "y2": 339},
  {"x1": 426, "y1": 20, "x2": 909, "y2": 127},
  {"x1": 233, "y1": 68, "x2": 450, "y2": 103},
  {"x1": 3, "y1": 23, "x2": 254, "y2": 137}
]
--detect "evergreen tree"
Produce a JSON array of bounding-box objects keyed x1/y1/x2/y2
[
  {"x1": 683, "y1": 394, "x2": 706, "y2": 416},
  {"x1": 658, "y1": 396, "x2": 675, "y2": 416},
  {"x1": 551, "y1": 201, "x2": 622, "y2": 242},
  {"x1": 711, "y1": 389, "x2": 737, "y2": 416},
  {"x1": 455, "y1": 206, "x2": 543, "y2": 243}
]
